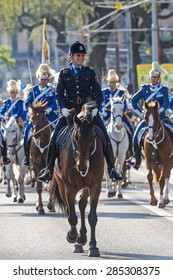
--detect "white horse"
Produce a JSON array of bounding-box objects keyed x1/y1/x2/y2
[
  {"x1": 2, "y1": 117, "x2": 26, "y2": 203},
  {"x1": 105, "y1": 95, "x2": 129, "y2": 198}
]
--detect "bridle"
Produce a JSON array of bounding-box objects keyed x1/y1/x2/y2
[
  {"x1": 71, "y1": 124, "x2": 97, "y2": 177},
  {"x1": 145, "y1": 113, "x2": 165, "y2": 149}
]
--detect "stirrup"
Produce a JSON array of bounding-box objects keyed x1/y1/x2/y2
[
  {"x1": 109, "y1": 168, "x2": 124, "y2": 182},
  {"x1": 3, "y1": 156, "x2": 10, "y2": 165},
  {"x1": 126, "y1": 157, "x2": 140, "y2": 170},
  {"x1": 37, "y1": 169, "x2": 53, "y2": 183},
  {"x1": 23, "y1": 157, "x2": 31, "y2": 166}
]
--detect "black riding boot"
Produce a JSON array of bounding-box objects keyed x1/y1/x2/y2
[
  {"x1": 1, "y1": 140, "x2": 10, "y2": 165},
  {"x1": 127, "y1": 144, "x2": 141, "y2": 170},
  {"x1": 37, "y1": 143, "x2": 57, "y2": 183},
  {"x1": 23, "y1": 137, "x2": 31, "y2": 166},
  {"x1": 105, "y1": 142, "x2": 124, "y2": 181}
]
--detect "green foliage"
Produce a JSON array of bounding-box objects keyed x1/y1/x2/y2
[{"x1": 0, "y1": 45, "x2": 15, "y2": 69}]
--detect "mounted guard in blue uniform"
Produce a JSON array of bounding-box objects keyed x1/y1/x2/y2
[
  {"x1": 128, "y1": 61, "x2": 173, "y2": 170},
  {"x1": 0, "y1": 79, "x2": 25, "y2": 164},
  {"x1": 38, "y1": 41, "x2": 124, "y2": 183},
  {"x1": 23, "y1": 63, "x2": 59, "y2": 166},
  {"x1": 101, "y1": 69, "x2": 134, "y2": 155}
]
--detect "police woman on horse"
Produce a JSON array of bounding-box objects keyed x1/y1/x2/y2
[{"x1": 38, "y1": 41, "x2": 123, "y2": 183}]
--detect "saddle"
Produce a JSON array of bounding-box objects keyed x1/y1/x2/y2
[
  {"x1": 55, "y1": 125, "x2": 72, "y2": 151},
  {"x1": 55, "y1": 124, "x2": 106, "y2": 155}
]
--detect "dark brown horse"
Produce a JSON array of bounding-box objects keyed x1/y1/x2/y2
[
  {"x1": 30, "y1": 102, "x2": 52, "y2": 214},
  {"x1": 49, "y1": 102, "x2": 105, "y2": 257},
  {"x1": 144, "y1": 101, "x2": 173, "y2": 208}
]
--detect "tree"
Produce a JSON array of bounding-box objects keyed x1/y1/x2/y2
[{"x1": 0, "y1": 45, "x2": 15, "y2": 69}]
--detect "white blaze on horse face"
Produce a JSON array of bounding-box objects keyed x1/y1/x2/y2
[
  {"x1": 112, "y1": 104, "x2": 123, "y2": 130},
  {"x1": 148, "y1": 114, "x2": 154, "y2": 141}
]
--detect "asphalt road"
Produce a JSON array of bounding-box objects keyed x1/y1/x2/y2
[{"x1": 0, "y1": 161, "x2": 173, "y2": 261}]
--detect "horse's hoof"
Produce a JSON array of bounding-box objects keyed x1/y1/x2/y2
[
  {"x1": 150, "y1": 200, "x2": 157, "y2": 206},
  {"x1": 3, "y1": 180, "x2": 7, "y2": 185},
  {"x1": 121, "y1": 182, "x2": 128, "y2": 188},
  {"x1": 13, "y1": 197, "x2": 17, "y2": 202},
  {"x1": 164, "y1": 199, "x2": 169, "y2": 205},
  {"x1": 158, "y1": 202, "x2": 165, "y2": 208},
  {"x1": 18, "y1": 198, "x2": 24, "y2": 203},
  {"x1": 6, "y1": 192, "x2": 12, "y2": 198},
  {"x1": 107, "y1": 192, "x2": 115, "y2": 198},
  {"x1": 66, "y1": 232, "x2": 78, "y2": 244},
  {"x1": 38, "y1": 209, "x2": 45, "y2": 214},
  {"x1": 88, "y1": 247, "x2": 100, "y2": 257},
  {"x1": 73, "y1": 243, "x2": 84, "y2": 253},
  {"x1": 118, "y1": 193, "x2": 123, "y2": 199},
  {"x1": 23, "y1": 195, "x2": 26, "y2": 201}
]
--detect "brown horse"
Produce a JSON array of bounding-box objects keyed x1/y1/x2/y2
[
  {"x1": 144, "y1": 101, "x2": 173, "y2": 208},
  {"x1": 30, "y1": 102, "x2": 52, "y2": 214},
  {"x1": 49, "y1": 102, "x2": 105, "y2": 257}
]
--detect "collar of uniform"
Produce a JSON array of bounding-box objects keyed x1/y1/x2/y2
[
  {"x1": 39, "y1": 85, "x2": 47, "y2": 92},
  {"x1": 10, "y1": 97, "x2": 17, "y2": 101},
  {"x1": 71, "y1": 64, "x2": 82, "y2": 73},
  {"x1": 150, "y1": 83, "x2": 160, "y2": 90}
]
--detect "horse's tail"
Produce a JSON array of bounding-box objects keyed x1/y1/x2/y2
[{"x1": 48, "y1": 172, "x2": 66, "y2": 213}]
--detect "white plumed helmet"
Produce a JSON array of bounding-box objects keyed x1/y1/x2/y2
[
  {"x1": 149, "y1": 61, "x2": 167, "y2": 77},
  {"x1": 107, "y1": 69, "x2": 119, "y2": 82}
]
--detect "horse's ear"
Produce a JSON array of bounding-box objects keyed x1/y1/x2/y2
[
  {"x1": 144, "y1": 102, "x2": 148, "y2": 110},
  {"x1": 155, "y1": 100, "x2": 160, "y2": 109}
]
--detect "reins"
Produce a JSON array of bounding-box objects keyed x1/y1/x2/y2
[
  {"x1": 146, "y1": 123, "x2": 165, "y2": 149},
  {"x1": 31, "y1": 115, "x2": 62, "y2": 137}
]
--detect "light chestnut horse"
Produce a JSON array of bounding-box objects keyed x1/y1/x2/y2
[{"x1": 144, "y1": 101, "x2": 173, "y2": 208}]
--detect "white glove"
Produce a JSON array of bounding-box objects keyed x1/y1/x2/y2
[
  {"x1": 61, "y1": 108, "x2": 70, "y2": 117},
  {"x1": 92, "y1": 108, "x2": 98, "y2": 117},
  {"x1": 139, "y1": 111, "x2": 144, "y2": 118}
]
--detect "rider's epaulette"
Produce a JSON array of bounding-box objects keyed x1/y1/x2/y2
[
  {"x1": 85, "y1": 66, "x2": 93, "y2": 70},
  {"x1": 62, "y1": 68, "x2": 70, "y2": 75},
  {"x1": 140, "y1": 84, "x2": 147, "y2": 87}
]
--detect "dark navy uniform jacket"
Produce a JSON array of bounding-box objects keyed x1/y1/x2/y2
[{"x1": 56, "y1": 65, "x2": 103, "y2": 114}]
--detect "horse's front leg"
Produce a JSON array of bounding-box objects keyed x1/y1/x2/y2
[
  {"x1": 163, "y1": 178, "x2": 170, "y2": 205},
  {"x1": 36, "y1": 181, "x2": 45, "y2": 214},
  {"x1": 147, "y1": 167, "x2": 157, "y2": 206},
  {"x1": 73, "y1": 189, "x2": 88, "y2": 253},
  {"x1": 5, "y1": 164, "x2": 13, "y2": 199},
  {"x1": 65, "y1": 187, "x2": 78, "y2": 244},
  {"x1": 88, "y1": 185, "x2": 101, "y2": 257}
]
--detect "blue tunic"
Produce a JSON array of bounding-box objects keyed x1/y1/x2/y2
[
  {"x1": 101, "y1": 87, "x2": 133, "y2": 135},
  {"x1": 24, "y1": 84, "x2": 59, "y2": 140},
  {"x1": 131, "y1": 83, "x2": 173, "y2": 145}
]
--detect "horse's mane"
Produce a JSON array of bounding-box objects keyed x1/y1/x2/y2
[
  {"x1": 144, "y1": 100, "x2": 160, "y2": 109},
  {"x1": 29, "y1": 101, "x2": 48, "y2": 115},
  {"x1": 77, "y1": 101, "x2": 97, "y2": 121},
  {"x1": 32, "y1": 101, "x2": 48, "y2": 109}
]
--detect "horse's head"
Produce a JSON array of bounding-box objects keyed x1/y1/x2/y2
[
  {"x1": 110, "y1": 95, "x2": 124, "y2": 130},
  {"x1": 3, "y1": 116, "x2": 21, "y2": 147},
  {"x1": 144, "y1": 101, "x2": 161, "y2": 141},
  {"x1": 72, "y1": 106, "x2": 96, "y2": 177},
  {"x1": 30, "y1": 102, "x2": 48, "y2": 137}
]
